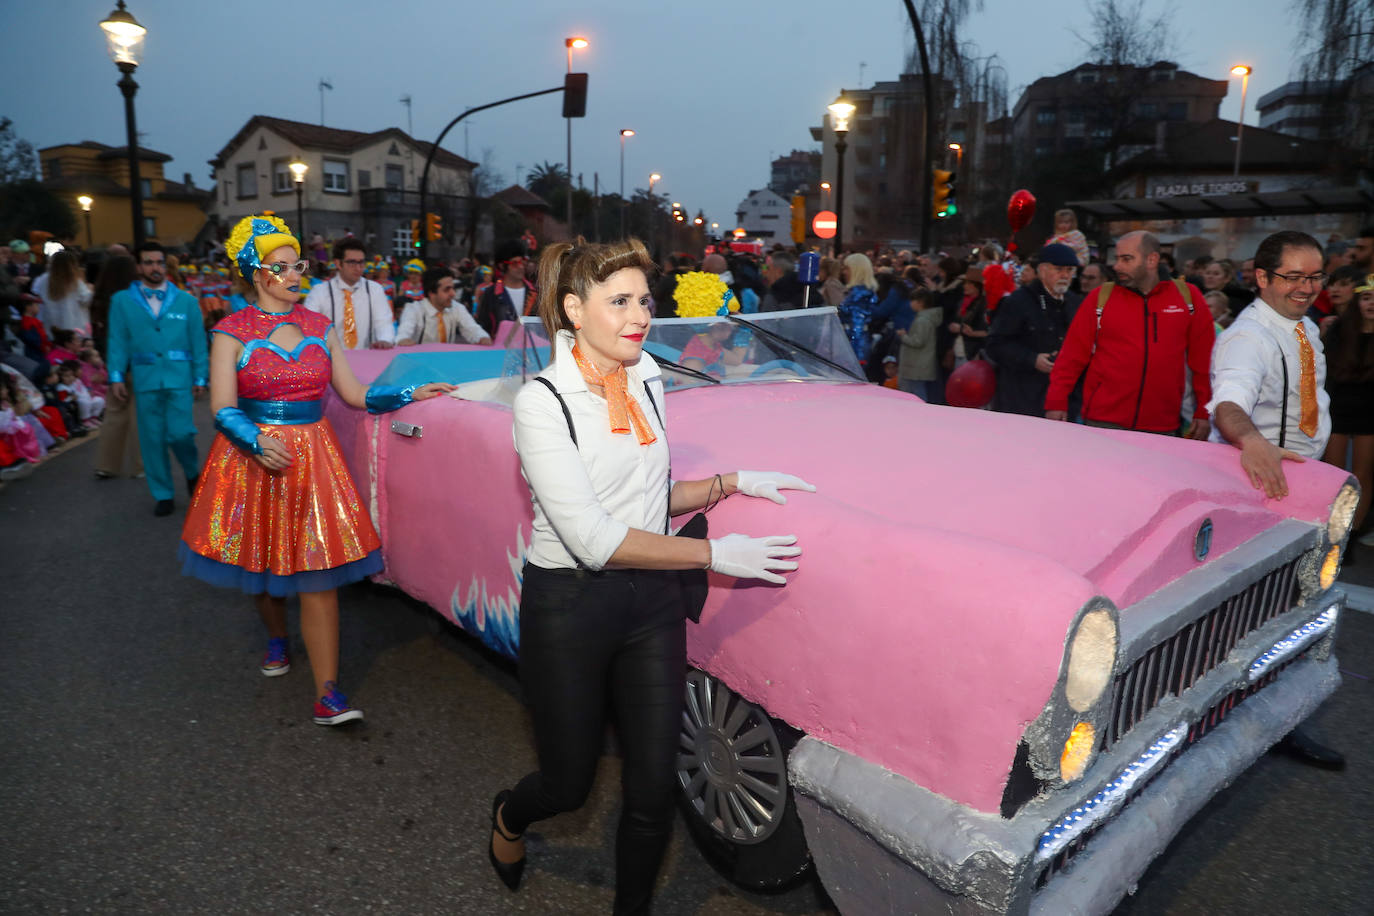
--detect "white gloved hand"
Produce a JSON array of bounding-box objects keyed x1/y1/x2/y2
[
  {"x1": 709, "y1": 534, "x2": 801, "y2": 585},
  {"x1": 734, "y1": 470, "x2": 817, "y2": 505}
]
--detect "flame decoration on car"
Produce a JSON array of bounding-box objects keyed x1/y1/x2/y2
[{"x1": 448, "y1": 526, "x2": 528, "y2": 657}]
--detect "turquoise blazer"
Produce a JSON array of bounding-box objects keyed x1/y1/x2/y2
[{"x1": 106, "y1": 284, "x2": 209, "y2": 392}]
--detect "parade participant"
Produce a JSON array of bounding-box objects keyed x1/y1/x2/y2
[
  {"x1": 181, "y1": 262, "x2": 202, "y2": 301},
  {"x1": 475, "y1": 242, "x2": 535, "y2": 335},
  {"x1": 180, "y1": 215, "x2": 453, "y2": 725},
  {"x1": 1208, "y1": 229, "x2": 1343, "y2": 768},
  {"x1": 838, "y1": 252, "x2": 879, "y2": 365},
  {"x1": 225, "y1": 269, "x2": 258, "y2": 314},
  {"x1": 396, "y1": 267, "x2": 490, "y2": 345},
  {"x1": 303, "y1": 239, "x2": 395, "y2": 350},
  {"x1": 398, "y1": 259, "x2": 427, "y2": 307},
  {"x1": 375, "y1": 260, "x2": 396, "y2": 305},
  {"x1": 1045, "y1": 231, "x2": 1214, "y2": 436},
  {"x1": 107, "y1": 242, "x2": 207, "y2": 516},
  {"x1": 1321, "y1": 272, "x2": 1374, "y2": 541},
  {"x1": 492, "y1": 237, "x2": 811, "y2": 910},
  {"x1": 90, "y1": 254, "x2": 143, "y2": 480},
  {"x1": 986, "y1": 243, "x2": 1081, "y2": 416}
]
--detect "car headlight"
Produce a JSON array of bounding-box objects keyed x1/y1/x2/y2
[
  {"x1": 1328, "y1": 482, "x2": 1359, "y2": 544},
  {"x1": 1065, "y1": 608, "x2": 1117, "y2": 712},
  {"x1": 1320, "y1": 546, "x2": 1341, "y2": 590}
]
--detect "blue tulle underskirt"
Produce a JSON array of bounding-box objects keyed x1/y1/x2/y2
[{"x1": 178, "y1": 542, "x2": 384, "y2": 597}]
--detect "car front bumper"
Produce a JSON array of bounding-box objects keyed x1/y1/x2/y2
[{"x1": 788, "y1": 594, "x2": 1343, "y2": 916}]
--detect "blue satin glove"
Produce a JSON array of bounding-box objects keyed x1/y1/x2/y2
[
  {"x1": 214, "y1": 406, "x2": 263, "y2": 455},
  {"x1": 365, "y1": 383, "x2": 419, "y2": 414}
]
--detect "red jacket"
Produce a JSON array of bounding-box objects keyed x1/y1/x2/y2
[{"x1": 1045, "y1": 279, "x2": 1214, "y2": 431}]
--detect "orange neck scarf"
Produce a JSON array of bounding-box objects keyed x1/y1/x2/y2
[{"x1": 570, "y1": 342, "x2": 657, "y2": 446}]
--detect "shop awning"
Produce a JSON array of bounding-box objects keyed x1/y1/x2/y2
[{"x1": 1067, "y1": 187, "x2": 1374, "y2": 221}]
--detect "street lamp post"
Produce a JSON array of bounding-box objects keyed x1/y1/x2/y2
[
  {"x1": 565, "y1": 36, "x2": 588, "y2": 231},
  {"x1": 289, "y1": 159, "x2": 308, "y2": 240},
  {"x1": 619, "y1": 128, "x2": 635, "y2": 238},
  {"x1": 77, "y1": 196, "x2": 94, "y2": 247},
  {"x1": 1231, "y1": 65, "x2": 1252, "y2": 177},
  {"x1": 648, "y1": 173, "x2": 661, "y2": 254},
  {"x1": 99, "y1": 2, "x2": 147, "y2": 249},
  {"x1": 827, "y1": 94, "x2": 855, "y2": 252},
  {"x1": 948, "y1": 142, "x2": 963, "y2": 171}
]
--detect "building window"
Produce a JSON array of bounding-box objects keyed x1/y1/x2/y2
[
  {"x1": 358, "y1": 169, "x2": 371, "y2": 188},
  {"x1": 385, "y1": 164, "x2": 404, "y2": 190},
  {"x1": 1167, "y1": 102, "x2": 1188, "y2": 121},
  {"x1": 272, "y1": 160, "x2": 294, "y2": 193},
  {"x1": 392, "y1": 225, "x2": 415, "y2": 257},
  {"x1": 1075, "y1": 70, "x2": 1097, "y2": 84},
  {"x1": 141, "y1": 178, "x2": 152, "y2": 197},
  {"x1": 1137, "y1": 101, "x2": 1158, "y2": 118},
  {"x1": 236, "y1": 163, "x2": 257, "y2": 198},
  {"x1": 1066, "y1": 106, "x2": 1085, "y2": 124},
  {"x1": 1036, "y1": 108, "x2": 1057, "y2": 125},
  {"x1": 1034, "y1": 139, "x2": 1054, "y2": 157},
  {"x1": 322, "y1": 159, "x2": 349, "y2": 193},
  {"x1": 143, "y1": 216, "x2": 156, "y2": 237},
  {"x1": 47, "y1": 159, "x2": 62, "y2": 178}
]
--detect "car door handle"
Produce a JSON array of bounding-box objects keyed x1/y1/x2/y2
[{"x1": 390, "y1": 420, "x2": 423, "y2": 439}]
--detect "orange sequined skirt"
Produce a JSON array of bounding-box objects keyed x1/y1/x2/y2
[{"x1": 179, "y1": 418, "x2": 382, "y2": 596}]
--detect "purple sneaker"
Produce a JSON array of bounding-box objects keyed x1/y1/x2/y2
[
  {"x1": 313, "y1": 682, "x2": 364, "y2": 726},
  {"x1": 260, "y1": 637, "x2": 291, "y2": 677}
]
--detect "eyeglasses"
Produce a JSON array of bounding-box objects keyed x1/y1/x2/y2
[
  {"x1": 1264, "y1": 269, "x2": 1326, "y2": 286},
  {"x1": 341, "y1": 258, "x2": 367, "y2": 266},
  {"x1": 261, "y1": 260, "x2": 310, "y2": 277},
  {"x1": 140, "y1": 259, "x2": 165, "y2": 267}
]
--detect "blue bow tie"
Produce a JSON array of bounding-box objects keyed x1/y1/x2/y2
[{"x1": 143, "y1": 287, "x2": 164, "y2": 301}]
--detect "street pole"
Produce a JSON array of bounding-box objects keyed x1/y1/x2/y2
[
  {"x1": 834, "y1": 131, "x2": 848, "y2": 252},
  {"x1": 117, "y1": 62, "x2": 145, "y2": 249},
  {"x1": 619, "y1": 134, "x2": 626, "y2": 238},
  {"x1": 295, "y1": 183, "x2": 304, "y2": 241},
  {"x1": 902, "y1": 0, "x2": 935, "y2": 254},
  {"x1": 1232, "y1": 67, "x2": 1251, "y2": 177}
]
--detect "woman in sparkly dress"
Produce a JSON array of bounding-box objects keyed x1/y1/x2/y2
[{"x1": 180, "y1": 215, "x2": 452, "y2": 724}]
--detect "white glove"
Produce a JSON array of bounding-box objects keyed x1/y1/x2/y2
[
  {"x1": 734, "y1": 470, "x2": 817, "y2": 505},
  {"x1": 709, "y1": 534, "x2": 801, "y2": 585}
]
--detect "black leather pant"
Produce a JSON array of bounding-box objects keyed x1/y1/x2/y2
[{"x1": 502, "y1": 564, "x2": 686, "y2": 915}]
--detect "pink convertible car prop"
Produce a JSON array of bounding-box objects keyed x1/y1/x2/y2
[{"x1": 326, "y1": 309, "x2": 1356, "y2": 915}]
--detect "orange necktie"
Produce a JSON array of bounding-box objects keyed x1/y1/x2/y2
[
  {"x1": 342, "y1": 288, "x2": 358, "y2": 348},
  {"x1": 1294, "y1": 324, "x2": 1318, "y2": 437},
  {"x1": 436, "y1": 310, "x2": 447, "y2": 343}
]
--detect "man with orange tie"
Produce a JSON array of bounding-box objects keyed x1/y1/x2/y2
[
  {"x1": 1209, "y1": 229, "x2": 1343, "y2": 769},
  {"x1": 302, "y1": 238, "x2": 395, "y2": 350},
  {"x1": 395, "y1": 267, "x2": 490, "y2": 346}
]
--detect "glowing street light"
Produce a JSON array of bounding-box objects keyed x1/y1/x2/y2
[
  {"x1": 563, "y1": 36, "x2": 589, "y2": 228},
  {"x1": 289, "y1": 159, "x2": 308, "y2": 239},
  {"x1": 948, "y1": 142, "x2": 963, "y2": 171},
  {"x1": 619, "y1": 129, "x2": 635, "y2": 237},
  {"x1": 827, "y1": 93, "x2": 856, "y2": 248},
  {"x1": 99, "y1": 1, "x2": 148, "y2": 247},
  {"x1": 77, "y1": 195, "x2": 94, "y2": 246}
]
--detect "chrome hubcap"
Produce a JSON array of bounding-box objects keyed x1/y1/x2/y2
[{"x1": 677, "y1": 670, "x2": 787, "y2": 845}]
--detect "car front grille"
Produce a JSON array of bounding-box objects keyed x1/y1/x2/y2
[{"x1": 1101, "y1": 556, "x2": 1301, "y2": 749}]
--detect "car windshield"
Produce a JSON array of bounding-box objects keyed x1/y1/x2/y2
[
  {"x1": 501, "y1": 307, "x2": 863, "y2": 394},
  {"x1": 369, "y1": 307, "x2": 864, "y2": 405}
]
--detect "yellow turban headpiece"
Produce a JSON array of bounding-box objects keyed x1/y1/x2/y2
[{"x1": 226, "y1": 214, "x2": 300, "y2": 282}]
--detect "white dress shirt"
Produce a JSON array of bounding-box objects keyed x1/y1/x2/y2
[
  {"x1": 303, "y1": 276, "x2": 396, "y2": 349},
  {"x1": 1207, "y1": 299, "x2": 1330, "y2": 457},
  {"x1": 512, "y1": 330, "x2": 670, "y2": 570},
  {"x1": 397, "y1": 298, "x2": 489, "y2": 344}
]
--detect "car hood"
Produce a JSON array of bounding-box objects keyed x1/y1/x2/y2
[{"x1": 664, "y1": 381, "x2": 1342, "y2": 609}]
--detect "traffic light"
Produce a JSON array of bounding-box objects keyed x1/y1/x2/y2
[
  {"x1": 425, "y1": 212, "x2": 442, "y2": 242},
  {"x1": 933, "y1": 169, "x2": 957, "y2": 219},
  {"x1": 562, "y1": 72, "x2": 588, "y2": 118},
  {"x1": 409, "y1": 219, "x2": 420, "y2": 248}
]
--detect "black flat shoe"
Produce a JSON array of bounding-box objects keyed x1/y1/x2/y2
[
  {"x1": 154, "y1": 499, "x2": 174, "y2": 517},
  {"x1": 488, "y1": 790, "x2": 525, "y2": 891},
  {"x1": 186, "y1": 475, "x2": 199, "y2": 496},
  {"x1": 1277, "y1": 728, "x2": 1345, "y2": 770}
]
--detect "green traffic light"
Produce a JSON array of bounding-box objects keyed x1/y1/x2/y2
[{"x1": 946, "y1": 203, "x2": 958, "y2": 215}]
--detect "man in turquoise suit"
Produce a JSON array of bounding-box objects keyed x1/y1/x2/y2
[{"x1": 107, "y1": 242, "x2": 208, "y2": 516}]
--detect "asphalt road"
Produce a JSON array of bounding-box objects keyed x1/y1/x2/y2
[{"x1": 2, "y1": 414, "x2": 1371, "y2": 916}]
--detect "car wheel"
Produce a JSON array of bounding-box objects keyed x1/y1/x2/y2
[{"x1": 676, "y1": 668, "x2": 813, "y2": 891}]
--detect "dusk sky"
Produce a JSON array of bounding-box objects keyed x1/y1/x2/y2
[{"x1": 7, "y1": 1, "x2": 1295, "y2": 235}]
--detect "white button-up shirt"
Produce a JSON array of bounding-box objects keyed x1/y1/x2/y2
[
  {"x1": 512, "y1": 330, "x2": 670, "y2": 570},
  {"x1": 303, "y1": 276, "x2": 396, "y2": 349},
  {"x1": 1207, "y1": 299, "x2": 1330, "y2": 458},
  {"x1": 396, "y1": 298, "x2": 489, "y2": 344}
]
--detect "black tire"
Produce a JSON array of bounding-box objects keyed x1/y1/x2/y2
[{"x1": 675, "y1": 669, "x2": 813, "y2": 892}]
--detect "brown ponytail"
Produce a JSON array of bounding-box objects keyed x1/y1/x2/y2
[{"x1": 534, "y1": 236, "x2": 656, "y2": 353}]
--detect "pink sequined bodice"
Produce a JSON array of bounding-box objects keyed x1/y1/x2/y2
[{"x1": 212, "y1": 305, "x2": 333, "y2": 402}]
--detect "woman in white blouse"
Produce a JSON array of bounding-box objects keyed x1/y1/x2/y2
[
  {"x1": 491, "y1": 238, "x2": 813, "y2": 912},
  {"x1": 33, "y1": 250, "x2": 92, "y2": 334}
]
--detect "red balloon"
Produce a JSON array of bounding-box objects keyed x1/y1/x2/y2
[
  {"x1": 946, "y1": 358, "x2": 997, "y2": 409},
  {"x1": 1007, "y1": 189, "x2": 1037, "y2": 234}
]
